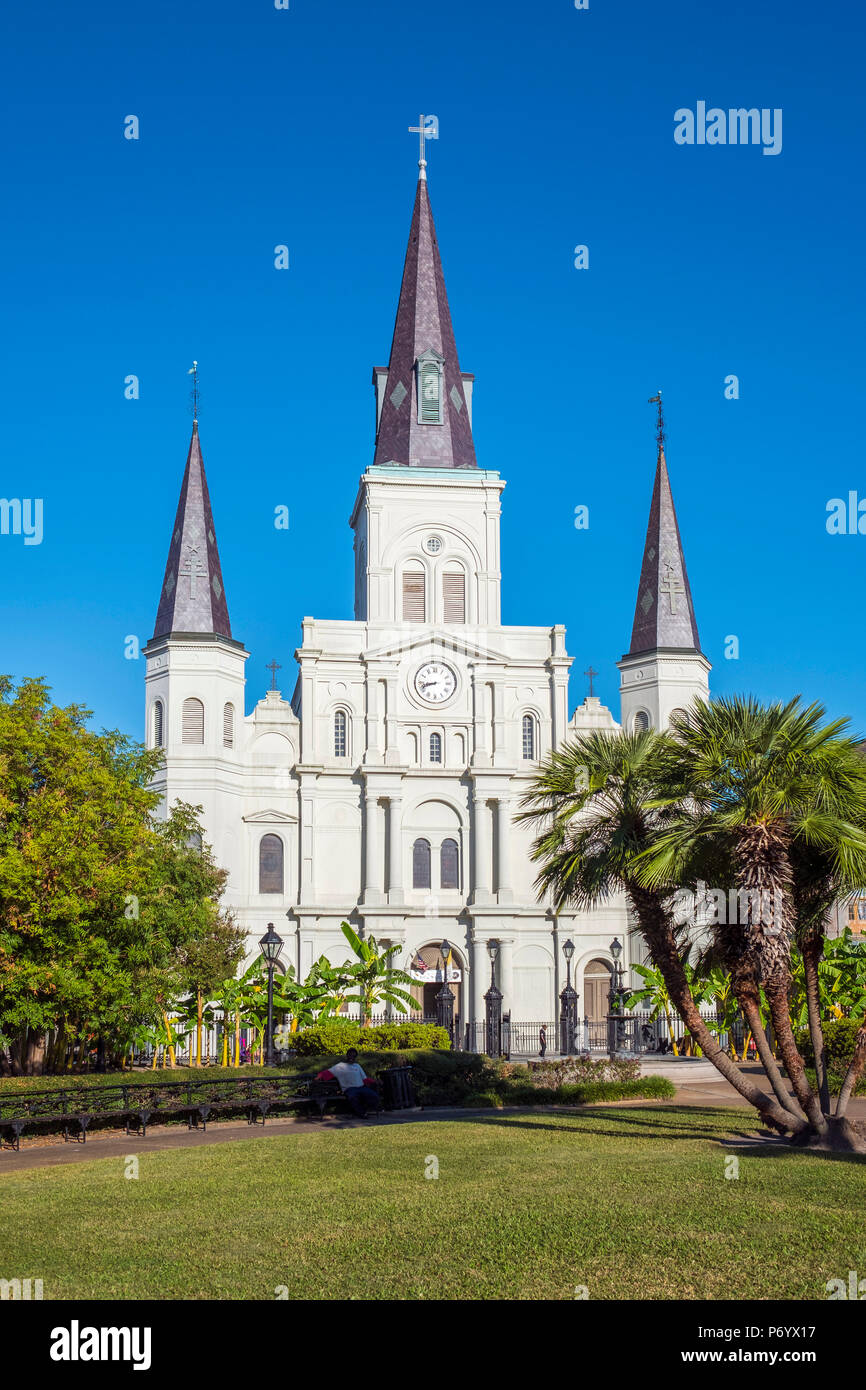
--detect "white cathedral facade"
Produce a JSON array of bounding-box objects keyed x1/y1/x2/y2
[{"x1": 142, "y1": 161, "x2": 710, "y2": 1033}]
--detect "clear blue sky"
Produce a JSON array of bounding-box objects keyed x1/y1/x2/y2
[{"x1": 1, "y1": 0, "x2": 864, "y2": 738}]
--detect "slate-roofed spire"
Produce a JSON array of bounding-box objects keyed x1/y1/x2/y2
[
  {"x1": 373, "y1": 174, "x2": 477, "y2": 469},
  {"x1": 152, "y1": 421, "x2": 232, "y2": 641},
  {"x1": 627, "y1": 399, "x2": 702, "y2": 657}
]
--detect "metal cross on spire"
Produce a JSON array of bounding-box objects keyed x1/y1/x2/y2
[
  {"x1": 266, "y1": 659, "x2": 282, "y2": 691},
  {"x1": 584, "y1": 665, "x2": 598, "y2": 698},
  {"x1": 648, "y1": 390, "x2": 665, "y2": 456},
  {"x1": 408, "y1": 114, "x2": 435, "y2": 180},
  {"x1": 188, "y1": 360, "x2": 200, "y2": 423}
]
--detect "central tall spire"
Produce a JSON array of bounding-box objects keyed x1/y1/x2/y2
[{"x1": 373, "y1": 175, "x2": 477, "y2": 470}]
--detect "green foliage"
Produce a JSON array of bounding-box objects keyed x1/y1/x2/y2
[
  {"x1": 290, "y1": 1020, "x2": 363, "y2": 1055},
  {"x1": 291, "y1": 1020, "x2": 451, "y2": 1056},
  {"x1": 460, "y1": 1090, "x2": 503, "y2": 1108},
  {"x1": 794, "y1": 1018, "x2": 863, "y2": 1070},
  {"x1": 526, "y1": 1055, "x2": 641, "y2": 1086}
]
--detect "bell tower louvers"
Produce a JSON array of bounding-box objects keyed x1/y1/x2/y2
[
  {"x1": 618, "y1": 409, "x2": 710, "y2": 732},
  {"x1": 143, "y1": 419, "x2": 248, "y2": 804}
]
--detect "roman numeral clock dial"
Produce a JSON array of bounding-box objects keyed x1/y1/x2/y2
[{"x1": 414, "y1": 661, "x2": 456, "y2": 704}]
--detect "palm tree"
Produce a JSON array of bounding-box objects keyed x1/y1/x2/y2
[
  {"x1": 519, "y1": 728, "x2": 806, "y2": 1137},
  {"x1": 641, "y1": 696, "x2": 866, "y2": 1146}
]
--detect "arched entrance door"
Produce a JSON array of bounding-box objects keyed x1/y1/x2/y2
[
  {"x1": 408, "y1": 943, "x2": 464, "y2": 1023},
  {"x1": 584, "y1": 958, "x2": 613, "y2": 1022}
]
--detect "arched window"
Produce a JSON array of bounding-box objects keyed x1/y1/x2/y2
[
  {"x1": 412, "y1": 838, "x2": 431, "y2": 890},
  {"x1": 633, "y1": 710, "x2": 650, "y2": 733},
  {"x1": 182, "y1": 697, "x2": 204, "y2": 745},
  {"x1": 153, "y1": 700, "x2": 164, "y2": 748},
  {"x1": 521, "y1": 714, "x2": 535, "y2": 760},
  {"x1": 440, "y1": 838, "x2": 459, "y2": 890},
  {"x1": 429, "y1": 732, "x2": 442, "y2": 763},
  {"x1": 334, "y1": 710, "x2": 347, "y2": 757},
  {"x1": 259, "y1": 834, "x2": 284, "y2": 894},
  {"x1": 223, "y1": 702, "x2": 234, "y2": 748}
]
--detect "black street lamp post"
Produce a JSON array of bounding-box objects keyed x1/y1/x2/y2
[
  {"x1": 559, "y1": 938, "x2": 579, "y2": 1056},
  {"x1": 436, "y1": 938, "x2": 455, "y2": 1043},
  {"x1": 484, "y1": 938, "x2": 502, "y2": 1057},
  {"x1": 607, "y1": 936, "x2": 629, "y2": 1057},
  {"x1": 259, "y1": 922, "x2": 284, "y2": 1067}
]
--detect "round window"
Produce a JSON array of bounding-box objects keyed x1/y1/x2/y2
[{"x1": 424, "y1": 535, "x2": 443, "y2": 555}]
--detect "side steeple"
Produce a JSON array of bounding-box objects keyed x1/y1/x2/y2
[
  {"x1": 372, "y1": 171, "x2": 477, "y2": 470},
  {"x1": 618, "y1": 396, "x2": 710, "y2": 731},
  {"x1": 152, "y1": 421, "x2": 232, "y2": 641}
]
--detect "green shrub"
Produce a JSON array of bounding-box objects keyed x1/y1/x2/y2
[
  {"x1": 794, "y1": 1019, "x2": 862, "y2": 1070},
  {"x1": 290, "y1": 1021, "x2": 362, "y2": 1055},
  {"x1": 460, "y1": 1090, "x2": 503, "y2": 1108},
  {"x1": 358, "y1": 1022, "x2": 451, "y2": 1051},
  {"x1": 528, "y1": 1056, "x2": 641, "y2": 1086}
]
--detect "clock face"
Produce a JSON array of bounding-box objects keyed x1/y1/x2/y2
[{"x1": 414, "y1": 661, "x2": 456, "y2": 705}]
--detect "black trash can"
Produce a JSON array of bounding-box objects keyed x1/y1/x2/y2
[{"x1": 380, "y1": 1064, "x2": 417, "y2": 1111}]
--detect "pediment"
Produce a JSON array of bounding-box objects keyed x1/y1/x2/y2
[
  {"x1": 242, "y1": 808, "x2": 298, "y2": 824},
  {"x1": 364, "y1": 627, "x2": 510, "y2": 665}
]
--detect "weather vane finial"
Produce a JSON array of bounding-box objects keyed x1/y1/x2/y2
[
  {"x1": 648, "y1": 390, "x2": 665, "y2": 457},
  {"x1": 408, "y1": 114, "x2": 433, "y2": 180},
  {"x1": 188, "y1": 360, "x2": 200, "y2": 424}
]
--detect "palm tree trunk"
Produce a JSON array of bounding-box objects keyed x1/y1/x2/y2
[
  {"x1": 763, "y1": 980, "x2": 828, "y2": 1134},
  {"x1": 835, "y1": 1021, "x2": 866, "y2": 1118},
  {"x1": 628, "y1": 885, "x2": 808, "y2": 1135},
  {"x1": 801, "y1": 935, "x2": 830, "y2": 1113},
  {"x1": 737, "y1": 988, "x2": 800, "y2": 1117}
]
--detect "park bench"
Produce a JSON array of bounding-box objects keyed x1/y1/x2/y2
[
  {"x1": 305, "y1": 1064, "x2": 417, "y2": 1119},
  {"x1": 0, "y1": 1075, "x2": 319, "y2": 1150}
]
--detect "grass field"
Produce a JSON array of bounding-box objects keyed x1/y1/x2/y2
[{"x1": 2, "y1": 1106, "x2": 864, "y2": 1300}]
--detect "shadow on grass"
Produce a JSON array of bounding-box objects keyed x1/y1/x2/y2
[{"x1": 458, "y1": 1106, "x2": 866, "y2": 1166}]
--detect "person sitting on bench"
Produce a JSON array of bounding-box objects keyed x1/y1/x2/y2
[{"x1": 328, "y1": 1049, "x2": 383, "y2": 1118}]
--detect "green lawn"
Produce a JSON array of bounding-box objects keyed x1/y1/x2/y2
[{"x1": 2, "y1": 1106, "x2": 864, "y2": 1300}]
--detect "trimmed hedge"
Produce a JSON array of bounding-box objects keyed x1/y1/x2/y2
[
  {"x1": 459, "y1": 1075, "x2": 676, "y2": 1109},
  {"x1": 290, "y1": 1021, "x2": 451, "y2": 1056}
]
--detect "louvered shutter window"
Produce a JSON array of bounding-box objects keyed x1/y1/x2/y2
[
  {"x1": 412, "y1": 838, "x2": 431, "y2": 890},
  {"x1": 334, "y1": 710, "x2": 347, "y2": 757},
  {"x1": 418, "y1": 361, "x2": 442, "y2": 423},
  {"x1": 402, "y1": 572, "x2": 425, "y2": 622},
  {"x1": 182, "y1": 698, "x2": 204, "y2": 745},
  {"x1": 259, "y1": 834, "x2": 284, "y2": 894},
  {"x1": 440, "y1": 838, "x2": 459, "y2": 890},
  {"x1": 443, "y1": 572, "x2": 465, "y2": 623},
  {"x1": 429, "y1": 732, "x2": 442, "y2": 763},
  {"x1": 634, "y1": 711, "x2": 650, "y2": 733},
  {"x1": 223, "y1": 702, "x2": 234, "y2": 748},
  {"x1": 153, "y1": 701, "x2": 164, "y2": 748},
  {"x1": 522, "y1": 714, "x2": 535, "y2": 760}
]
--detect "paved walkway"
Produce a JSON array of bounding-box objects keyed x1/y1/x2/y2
[{"x1": 2, "y1": 1065, "x2": 861, "y2": 1173}]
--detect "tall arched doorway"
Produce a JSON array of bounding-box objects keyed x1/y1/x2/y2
[
  {"x1": 408, "y1": 943, "x2": 464, "y2": 1022},
  {"x1": 583, "y1": 958, "x2": 613, "y2": 1022}
]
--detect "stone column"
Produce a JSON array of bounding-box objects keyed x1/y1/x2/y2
[
  {"x1": 471, "y1": 934, "x2": 488, "y2": 1026},
  {"x1": 472, "y1": 794, "x2": 492, "y2": 903},
  {"x1": 364, "y1": 794, "x2": 384, "y2": 903},
  {"x1": 388, "y1": 794, "x2": 403, "y2": 904},
  {"x1": 498, "y1": 936, "x2": 514, "y2": 1016},
  {"x1": 496, "y1": 796, "x2": 513, "y2": 903}
]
